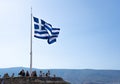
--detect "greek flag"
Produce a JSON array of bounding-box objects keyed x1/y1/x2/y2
[{"x1": 33, "y1": 17, "x2": 60, "y2": 44}]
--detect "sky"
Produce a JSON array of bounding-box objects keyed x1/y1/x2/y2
[{"x1": 0, "y1": 0, "x2": 120, "y2": 70}]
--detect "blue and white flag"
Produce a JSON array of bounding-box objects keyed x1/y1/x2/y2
[{"x1": 33, "y1": 17, "x2": 60, "y2": 44}]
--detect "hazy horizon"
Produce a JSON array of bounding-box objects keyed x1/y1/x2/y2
[{"x1": 1, "y1": 67, "x2": 120, "y2": 70}]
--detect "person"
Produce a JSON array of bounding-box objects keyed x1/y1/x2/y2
[
  {"x1": 46, "y1": 73, "x2": 48, "y2": 77},
  {"x1": 42, "y1": 73, "x2": 45, "y2": 77},
  {"x1": 31, "y1": 71, "x2": 37, "y2": 77},
  {"x1": 18, "y1": 70, "x2": 22, "y2": 76},
  {"x1": 3, "y1": 73, "x2": 9, "y2": 78},
  {"x1": 39, "y1": 71, "x2": 42, "y2": 77},
  {"x1": 26, "y1": 71, "x2": 30, "y2": 77},
  {"x1": 22, "y1": 69, "x2": 25, "y2": 76},
  {"x1": 18, "y1": 69, "x2": 25, "y2": 77},
  {"x1": 53, "y1": 74, "x2": 56, "y2": 80},
  {"x1": 34, "y1": 71, "x2": 37, "y2": 77},
  {"x1": 48, "y1": 70, "x2": 50, "y2": 77},
  {"x1": 11, "y1": 73, "x2": 14, "y2": 78}
]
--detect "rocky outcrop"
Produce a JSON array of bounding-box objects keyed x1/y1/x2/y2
[{"x1": 0, "y1": 77, "x2": 70, "y2": 84}]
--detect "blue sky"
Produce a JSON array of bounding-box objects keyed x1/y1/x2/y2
[{"x1": 0, "y1": 0, "x2": 120, "y2": 69}]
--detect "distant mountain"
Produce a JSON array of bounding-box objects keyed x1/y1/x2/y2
[{"x1": 0, "y1": 67, "x2": 120, "y2": 84}]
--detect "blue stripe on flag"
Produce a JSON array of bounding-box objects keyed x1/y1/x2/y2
[
  {"x1": 34, "y1": 30, "x2": 48, "y2": 34},
  {"x1": 34, "y1": 35, "x2": 49, "y2": 39}
]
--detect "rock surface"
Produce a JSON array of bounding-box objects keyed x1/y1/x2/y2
[{"x1": 0, "y1": 77, "x2": 70, "y2": 84}]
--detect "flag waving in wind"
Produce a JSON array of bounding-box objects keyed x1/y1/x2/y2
[{"x1": 33, "y1": 17, "x2": 60, "y2": 44}]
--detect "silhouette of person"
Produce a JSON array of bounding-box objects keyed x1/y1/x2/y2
[
  {"x1": 26, "y1": 71, "x2": 30, "y2": 77},
  {"x1": 31, "y1": 71, "x2": 37, "y2": 77},
  {"x1": 11, "y1": 73, "x2": 14, "y2": 78},
  {"x1": 18, "y1": 69, "x2": 25, "y2": 77},
  {"x1": 34, "y1": 71, "x2": 37, "y2": 77},
  {"x1": 48, "y1": 70, "x2": 50, "y2": 77},
  {"x1": 39, "y1": 71, "x2": 42, "y2": 77}
]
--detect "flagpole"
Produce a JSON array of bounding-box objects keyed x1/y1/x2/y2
[{"x1": 30, "y1": 7, "x2": 32, "y2": 76}]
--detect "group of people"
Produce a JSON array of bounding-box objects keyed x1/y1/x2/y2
[
  {"x1": 18, "y1": 69, "x2": 51, "y2": 77},
  {"x1": 18, "y1": 69, "x2": 30, "y2": 77},
  {"x1": 1, "y1": 69, "x2": 55, "y2": 78}
]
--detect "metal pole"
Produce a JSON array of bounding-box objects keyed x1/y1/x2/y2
[{"x1": 30, "y1": 7, "x2": 32, "y2": 76}]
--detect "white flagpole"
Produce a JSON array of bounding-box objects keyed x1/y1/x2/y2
[{"x1": 30, "y1": 7, "x2": 32, "y2": 76}]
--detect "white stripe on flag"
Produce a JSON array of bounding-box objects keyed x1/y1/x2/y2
[
  {"x1": 49, "y1": 37, "x2": 57, "y2": 42},
  {"x1": 52, "y1": 30, "x2": 60, "y2": 33},
  {"x1": 34, "y1": 33, "x2": 49, "y2": 37}
]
